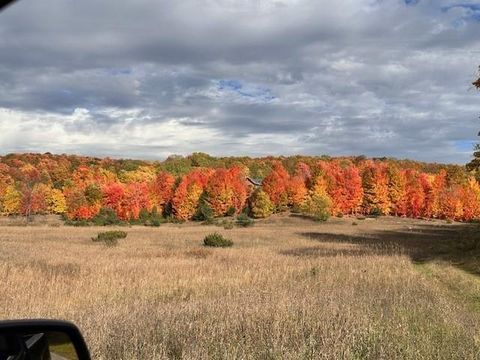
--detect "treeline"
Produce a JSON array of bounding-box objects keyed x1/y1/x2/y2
[{"x1": 0, "y1": 152, "x2": 478, "y2": 222}]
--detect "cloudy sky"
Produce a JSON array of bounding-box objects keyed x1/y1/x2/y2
[{"x1": 0, "y1": 0, "x2": 479, "y2": 163}]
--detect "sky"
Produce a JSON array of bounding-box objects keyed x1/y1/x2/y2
[{"x1": 0, "y1": 0, "x2": 479, "y2": 164}]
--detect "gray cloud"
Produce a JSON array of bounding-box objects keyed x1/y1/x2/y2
[{"x1": 0, "y1": 0, "x2": 479, "y2": 163}]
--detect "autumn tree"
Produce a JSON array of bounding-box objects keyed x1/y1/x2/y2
[
  {"x1": 387, "y1": 164, "x2": 407, "y2": 216},
  {"x1": 294, "y1": 162, "x2": 312, "y2": 187},
  {"x1": 301, "y1": 176, "x2": 332, "y2": 221},
  {"x1": 249, "y1": 188, "x2": 274, "y2": 218},
  {"x1": 18, "y1": 165, "x2": 42, "y2": 220},
  {"x1": 172, "y1": 169, "x2": 213, "y2": 220},
  {"x1": 1, "y1": 185, "x2": 21, "y2": 215},
  {"x1": 460, "y1": 178, "x2": 480, "y2": 221},
  {"x1": 315, "y1": 161, "x2": 362, "y2": 215},
  {"x1": 46, "y1": 188, "x2": 67, "y2": 214},
  {"x1": 439, "y1": 185, "x2": 463, "y2": 220},
  {"x1": 342, "y1": 166, "x2": 364, "y2": 214},
  {"x1": 404, "y1": 170, "x2": 425, "y2": 218},
  {"x1": 65, "y1": 188, "x2": 92, "y2": 220},
  {"x1": 203, "y1": 167, "x2": 248, "y2": 217},
  {"x1": 422, "y1": 170, "x2": 446, "y2": 218},
  {"x1": 150, "y1": 171, "x2": 176, "y2": 215},
  {"x1": 467, "y1": 67, "x2": 480, "y2": 176},
  {"x1": 121, "y1": 182, "x2": 151, "y2": 220},
  {"x1": 262, "y1": 162, "x2": 290, "y2": 211},
  {"x1": 102, "y1": 182, "x2": 126, "y2": 219},
  {"x1": 361, "y1": 162, "x2": 391, "y2": 215},
  {"x1": 286, "y1": 175, "x2": 308, "y2": 209}
]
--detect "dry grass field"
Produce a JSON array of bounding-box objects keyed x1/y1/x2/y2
[{"x1": 0, "y1": 215, "x2": 479, "y2": 359}]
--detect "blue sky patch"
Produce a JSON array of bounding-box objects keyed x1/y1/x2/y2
[
  {"x1": 454, "y1": 140, "x2": 476, "y2": 152},
  {"x1": 217, "y1": 79, "x2": 276, "y2": 102},
  {"x1": 442, "y1": 3, "x2": 480, "y2": 22},
  {"x1": 404, "y1": 0, "x2": 420, "y2": 5}
]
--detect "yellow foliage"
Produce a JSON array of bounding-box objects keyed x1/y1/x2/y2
[
  {"x1": 1, "y1": 185, "x2": 21, "y2": 215},
  {"x1": 119, "y1": 166, "x2": 156, "y2": 184},
  {"x1": 250, "y1": 189, "x2": 274, "y2": 218},
  {"x1": 47, "y1": 188, "x2": 67, "y2": 214}
]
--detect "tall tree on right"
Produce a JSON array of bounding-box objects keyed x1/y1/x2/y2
[{"x1": 466, "y1": 67, "x2": 480, "y2": 177}]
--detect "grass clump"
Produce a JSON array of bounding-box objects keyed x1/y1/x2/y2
[
  {"x1": 203, "y1": 232, "x2": 233, "y2": 247},
  {"x1": 236, "y1": 213, "x2": 254, "y2": 227},
  {"x1": 92, "y1": 230, "x2": 127, "y2": 246}
]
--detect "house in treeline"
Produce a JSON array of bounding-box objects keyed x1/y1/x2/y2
[{"x1": 246, "y1": 177, "x2": 262, "y2": 187}]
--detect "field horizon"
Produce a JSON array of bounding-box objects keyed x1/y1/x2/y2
[{"x1": 0, "y1": 151, "x2": 469, "y2": 166}]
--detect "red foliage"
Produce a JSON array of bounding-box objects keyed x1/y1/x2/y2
[
  {"x1": 2, "y1": 153, "x2": 480, "y2": 223},
  {"x1": 319, "y1": 162, "x2": 363, "y2": 215},
  {"x1": 150, "y1": 171, "x2": 175, "y2": 214},
  {"x1": 102, "y1": 182, "x2": 126, "y2": 219},
  {"x1": 262, "y1": 162, "x2": 290, "y2": 210},
  {"x1": 205, "y1": 167, "x2": 248, "y2": 216},
  {"x1": 123, "y1": 182, "x2": 151, "y2": 220},
  {"x1": 405, "y1": 170, "x2": 425, "y2": 218},
  {"x1": 294, "y1": 162, "x2": 312, "y2": 187}
]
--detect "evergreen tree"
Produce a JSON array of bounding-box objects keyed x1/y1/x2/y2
[{"x1": 467, "y1": 67, "x2": 480, "y2": 177}]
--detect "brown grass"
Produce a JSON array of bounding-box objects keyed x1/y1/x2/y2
[{"x1": 0, "y1": 215, "x2": 479, "y2": 359}]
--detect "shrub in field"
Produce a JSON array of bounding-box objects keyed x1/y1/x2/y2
[
  {"x1": 64, "y1": 218, "x2": 91, "y2": 227},
  {"x1": 236, "y1": 213, "x2": 254, "y2": 227},
  {"x1": 203, "y1": 232, "x2": 233, "y2": 247},
  {"x1": 249, "y1": 189, "x2": 274, "y2": 218},
  {"x1": 301, "y1": 193, "x2": 331, "y2": 221},
  {"x1": 132, "y1": 207, "x2": 162, "y2": 226},
  {"x1": 92, "y1": 230, "x2": 127, "y2": 246},
  {"x1": 220, "y1": 219, "x2": 234, "y2": 229}
]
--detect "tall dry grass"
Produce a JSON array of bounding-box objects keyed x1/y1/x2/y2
[{"x1": 0, "y1": 216, "x2": 479, "y2": 359}]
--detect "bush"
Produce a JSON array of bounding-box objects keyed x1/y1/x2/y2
[
  {"x1": 93, "y1": 207, "x2": 121, "y2": 226},
  {"x1": 226, "y1": 206, "x2": 236, "y2": 217},
  {"x1": 64, "y1": 219, "x2": 91, "y2": 227},
  {"x1": 150, "y1": 219, "x2": 161, "y2": 227},
  {"x1": 370, "y1": 207, "x2": 382, "y2": 217},
  {"x1": 203, "y1": 232, "x2": 233, "y2": 247},
  {"x1": 236, "y1": 213, "x2": 254, "y2": 227},
  {"x1": 301, "y1": 193, "x2": 331, "y2": 221},
  {"x1": 92, "y1": 230, "x2": 127, "y2": 246},
  {"x1": 221, "y1": 220, "x2": 234, "y2": 230}
]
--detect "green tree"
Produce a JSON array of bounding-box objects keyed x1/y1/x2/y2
[{"x1": 467, "y1": 67, "x2": 480, "y2": 176}]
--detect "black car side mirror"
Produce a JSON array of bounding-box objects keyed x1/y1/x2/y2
[
  {"x1": 0, "y1": 0, "x2": 17, "y2": 12},
  {"x1": 0, "y1": 319, "x2": 90, "y2": 360}
]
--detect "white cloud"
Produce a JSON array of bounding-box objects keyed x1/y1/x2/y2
[{"x1": 0, "y1": 0, "x2": 479, "y2": 163}]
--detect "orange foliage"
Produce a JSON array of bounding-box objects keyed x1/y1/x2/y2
[
  {"x1": 204, "y1": 167, "x2": 248, "y2": 217},
  {"x1": 404, "y1": 170, "x2": 425, "y2": 218},
  {"x1": 123, "y1": 182, "x2": 151, "y2": 220},
  {"x1": 172, "y1": 169, "x2": 214, "y2": 220},
  {"x1": 150, "y1": 171, "x2": 175, "y2": 215},
  {"x1": 102, "y1": 182, "x2": 126, "y2": 219},
  {"x1": 1, "y1": 153, "x2": 480, "y2": 223},
  {"x1": 286, "y1": 176, "x2": 308, "y2": 208},
  {"x1": 361, "y1": 162, "x2": 391, "y2": 215},
  {"x1": 262, "y1": 162, "x2": 290, "y2": 210}
]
